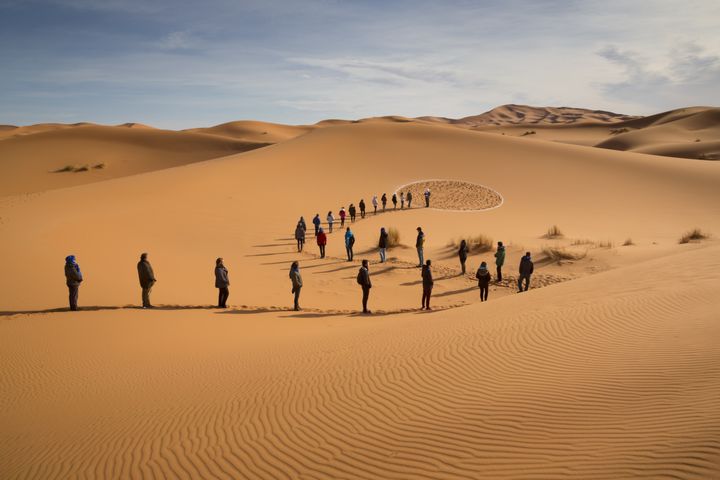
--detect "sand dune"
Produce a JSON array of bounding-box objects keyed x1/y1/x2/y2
[
  {"x1": 0, "y1": 125, "x2": 270, "y2": 195},
  {"x1": 1, "y1": 109, "x2": 719, "y2": 478},
  {"x1": 185, "y1": 120, "x2": 315, "y2": 143}
]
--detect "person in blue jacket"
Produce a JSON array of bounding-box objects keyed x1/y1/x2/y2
[
  {"x1": 64, "y1": 255, "x2": 83, "y2": 311},
  {"x1": 345, "y1": 227, "x2": 356, "y2": 261}
]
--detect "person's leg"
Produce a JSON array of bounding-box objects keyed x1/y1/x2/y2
[
  {"x1": 461, "y1": 259, "x2": 466, "y2": 274},
  {"x1": 517, "y1": 276, "x2": 523, "y2": 293},
  {"x1": 362, "y1": 287, "x2": 369, "y2": 312},
  {"x1": 350, "y1": 246, "x2": 353, "y2": 261},
  {"x1": 69, "y1": 285, "x2": 78, "y2": 310},
  {"x1": 421, "y1": 289, "x2": 427, "y2": 309},
  {"x1": 218, "y1": 288, "x2": 223, "y2": 307},
  {"x1": 524, "y1": 275, "x2": 531, "y2": 292},
  {"x1": 497, "y1": 265, "x2": 502, "y2": 282},
  {"x1": 484, "y1": 287, "x2": 489, "y2": 301},
  {"x1": 426, "y1": 287, "x2": 432, "y2": 309},
  {"x1": 223, "y1": 288, "x2": 230, "y2": 307},
  {"x1": 294, "y1": 287, "x2": 301, "y2": 310}
]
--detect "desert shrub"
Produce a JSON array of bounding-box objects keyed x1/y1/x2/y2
[
  {"x1": 74, "y1": 165, "x2": 89, "y2": 172},
  {"x1": 450, "y1": 234, "x2": 494, "y2": 253},
  {"x1": 521, "y1": 130, "x2": 536, "y2": 136},
  {"x1": 622, "y1": 238, "x2": 634, "y2": 246},
  {"x1": 571, "y1": 238, "x2": 593, "y2": 245},
  {"x1": 542, "y1": 246, "x2": 586, "y2": 263},
  {"x1": 387, "y1": 228, "x2": 401, "y2": 248},
  {"x1": 93, "y1": 163, "x2": 106, "y2": 169},
  {"x1": 679, "y1": 228, "x2": 709, "y2": 244},
  {"x1": 53, "y1": 165, "x2": 75, "y2": 173},
  {"x1": 610, "y1": 127, "x2": 630, "y2": 135},
  {"x1": 543, "y1": 225, "x2": 564, "y2": 239},
  {"x1": 695, "y1": 138, "x2": 701, "y2": 142}
]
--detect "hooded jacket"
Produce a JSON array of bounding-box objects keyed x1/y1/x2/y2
[
  {"x1": 295, "y1": 224, "x2": 306, "y2": 240},
  {"x1": 313, "y1": 215, "x2": 321, "y2": 227},
  {"x1": 476, "y1": 267, "x2": 491, "y2": 287},
  {"x1": 345, "y1": 230, "x2": 355, "y2": 247},
  {"x1": 519, "y1": 255, "x2": 534, "y2": 275},
  {"x1": 378, "y1": 229, "x2": 388, "y2": 248},
  {"x1": 215, "y1": 265, "x2": 230, "y2": 288},
  {"x1": 290, "y1": 267, "x2": 303, "y2": 290},
  {"x1": 357, "y1": 266, "x2": 372, "y2": 288},
  {"x1": 64, "y1": 256, "x2": 83, "y2": 287},
  {"x1": 495, "y1": 246, "x2": 506, "y2": 266},
  {"x1": 421, "y1": 264, "x2": 434, "y2": 287},
  {"x1": 458, "y1": 243, "x2": 469, "y2": 261},
  {"x1": 317, "y1": 231, "x2": 327, "y2": 246}
]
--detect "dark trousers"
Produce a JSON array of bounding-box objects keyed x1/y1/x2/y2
[
  {"x1": 319, "y1": 245, "x2": 326, "y2": 258},
  {"x1": 408, "y1": 200, "x2": 412, "y2": 208},
  {"x1": 340, "y1": 218, "x2": 345, "y2": 227},
  {"x1": 142, "y1": 286, "x2": 153, "y2": 307},
  {"x1": 361, "y1": 210, "x2": 365, "y2": 218},
  {"x1": 497, "y1": 265, "x2": 503, "y2": 282},
  {"x1": 362, "y1": 286, "x2": 370, "y2": 312},
  {"x1": 68, "y1": 285, "x2": 79, "y2": 311},
  {"x1": 425, "y1": 197, "x2": 429, "y2": 207},
  {"x1": 479, "y1": 286, "x2": 488, "y2": 302},
  {"x1": 350, "y1": 213, "x2": 356, "y2": 222},
  {"x1": 422, "y1": 285, "x2": 432, "y2": 309},
  {"x1": 460, "y1": 258, "x2": 466, "y2": 274},
  {"x1": 293, "y1": 287, "x2": 301, "y2": 310},
  {"x1": 218, "y1": 287, "x2": 229, "y2": 308},
  {"x1": 314, "y1": 225, "x2": 319, "y2": 236},
  {"x1": 346, "y1": 245, "x2": 354, "y2": 261},
  {"x1": 518, "y1": 274, "x2": 531, "y2": 292},
  {"x1": 297, "y1": 239, "x2": 304, "y2": 252}
]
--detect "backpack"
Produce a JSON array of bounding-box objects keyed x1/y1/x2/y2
[{"x1": 356, "y1": 268, "x2": 364, "y2": 285}]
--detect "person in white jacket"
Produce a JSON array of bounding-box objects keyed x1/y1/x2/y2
[
  {"x1": 327, "y1": 211, "x2": 335, "y2": 233},
  {"x1": 371, "y1": 195, "x2": 378, "y2": 215}
]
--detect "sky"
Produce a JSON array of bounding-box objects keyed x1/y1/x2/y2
[{"x1": 1, "y1": 0, "x2": 719, "y2": 129}]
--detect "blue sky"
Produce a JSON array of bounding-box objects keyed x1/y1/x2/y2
[{"x1": 1, "y1": 0, "x2": 718, "y2": 128}]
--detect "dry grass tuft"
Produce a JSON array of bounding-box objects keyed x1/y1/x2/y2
[
  {"x1": 387, "y1": 228, "x2": 401, "y2": 248},
  {"x1": 571, "y1": 238, "x2": 594, "y2": 246},
  {"x1": 679, "y1": 228, "x2": 709, "y2": 244},
  {"x1": 93, "y1": 163, "x2": 106, "y2": 169},
  {"x1": 596, "y1": 240, "x2": 614, "y2": 249},
  {"x1": 521, "y1": 130, "x2": 536, "y2": 136},
  {"x1": 543, "y1": 225, "x2": 564, "y2": 239},
  {"x1": 449, "y1": 234, "x2": 494, "y2": 253},
  {"x1": 542, "y1": 245, "x2": 586, "y2": 263},
  {"x1": 622, "y1": 238, "x2": 634, "y2": 246}
]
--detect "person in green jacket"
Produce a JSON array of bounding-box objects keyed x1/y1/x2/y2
[{"x1": 494, "y1": 241, "x2": 505, "y2": 282}]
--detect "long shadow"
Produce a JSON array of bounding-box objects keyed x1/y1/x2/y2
[
  {"x1": 252, "y1": 243, "x2": 296, "y2": 248},
  {"x1": 245, "y1": 251, "x2": 294, "y2": 257},
  {"x1": 315, "y1": 263, "x2": 358, "y2": 274},
  {"x1": 0, "y1": 304, "x2": 217, "y2": 316},
  {"x1": 433, "y1": 286, "x2": 478, "y2": 297}
]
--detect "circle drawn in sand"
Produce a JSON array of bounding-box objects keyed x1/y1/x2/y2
[{"x1": 396, "y1": 179, "x2": 503, "y2": 211}]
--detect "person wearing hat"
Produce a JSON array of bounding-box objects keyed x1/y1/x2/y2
[
  {"x1": 64, "y1": 255, "x2": 83, "y2": 311},
  {"x1": 476, "y1": 261, "x2": 492, "y2": 302}
]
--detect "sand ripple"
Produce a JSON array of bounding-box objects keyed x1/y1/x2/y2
[{"x1": 396, "y1": 180, "x2": 502, "y2": 211}]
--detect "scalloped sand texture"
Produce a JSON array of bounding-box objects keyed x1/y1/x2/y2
[{"x1": 397, "y1": 180, "x2": 503, "y2": 211}]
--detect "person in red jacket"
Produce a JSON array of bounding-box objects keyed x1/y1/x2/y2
[
  {"x1": 317, "y1": 228, "x2": 328, "y2": 258},
  {"x1": 339, "y1": 207, "x2": 346, "y2": 227}
]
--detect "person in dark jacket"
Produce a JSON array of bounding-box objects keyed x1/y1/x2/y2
[
  {"x1": 312, "y1": 214, "x2": 321, "y2": 236},
  {"x1": 289, "y1": 261, "x2": 303, "y2": 311},
  {"x1": 345, "y1": 227, "x2": 355, "y2": 261},
  {"x1": 495, "y1": 241, "x2": 506, "y2": 282},
  {"x1": 407, "y1": 191, "x2": 413, "y2": 208},
  {"x1": 378, "y1": 227, "x2": 389, "y2": 263},
  {"x1": 359, "y1": 199, "x2": 366, "y2": 219},
  {"x1": 339, "y1": 207, "x2": 346, "y2": 228},
  {"x1": 64, "y1": 255, "x2": 83, "y2": 311},
  {"x1": 215, "y1": 258, "x2": 230, "y2": 308},
  {"x1": 518, "y1": 252, "x2": 534, "y2": 292},
  {"x1": 421, "y1": 259, "x2": 433, "y2": 310},
  {"x1": 349, "y1": 204, "x2": 357, "y2": 222},
  {"x1": 424, "y1": 187, "x2": 431, "y2": 207},
  {"x1": 357, "y1": 259, "x2": 372, "y2": 314},
  {"x1": 476, "y1": 261, "x2": 491, "y2": 302},
  {"x1": 317, "y1": 228, "x2": 327, "y2": 258},
  {"x1": 298, "y1": 216, "x2": 307, "y2": 232},
  {"x1": 137, "y1": 252, "x2": 156, "y2": 308},
  {"x1": 416, "y1": 227, "x2": 425, "y2": 267},
  {"x1": 381, "y1": 193, "x2": 387, "y2": 211},
  {"x1": 400, "y1": 191, "x2": 405, "y2": 209},
  {"x1": 295, "y1": 222, "x2": 306, "y2": 252},
  {"x1": 392, "y1": 193, "x2": 398, "y2": 209},
  {"x1": 458, "y1": 239, "x2": 469, "y2": 274}
]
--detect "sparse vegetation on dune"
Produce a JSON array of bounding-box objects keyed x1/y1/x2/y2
[
  {"x1": 541, "y1": 245, "x2": 587, "y2": 263},
  {"x1": 610, "y1": 127, "x2": 630, "y2": 135},
  {"x1": 679, "y1": 228, "x2": 709, "y2": 244},
  {"x1": 387, "y1": 228, "x2": 401, "y2": 248},
  {"x1": 623, "y1": 238, "x2": 634, "y2": 246},
  {"x1": 596, "y1": 240, "x2": 614, "y2": 249},
  {"x1": 53, "y1": 163, "x2": 104, "y2": 173},
  {"x1": 93, "y1": 163, "x2": 106, "y2": 169},
  {"x1": 543, "y1": 225, "x2": 564, "y2": 239},
  {"x1": 521, "y1": 130, "x2": 536, "y2": 136},
  {"x1": 448, "y1": 234, "x2": 494, "y2": 253}
]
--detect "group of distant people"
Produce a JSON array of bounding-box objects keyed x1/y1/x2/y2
[{"x1": 63, "y1": 186, "x2": 537, "y2": 314}]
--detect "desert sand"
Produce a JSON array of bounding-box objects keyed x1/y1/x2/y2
[{"x1": 1, "y1": 105, "x2": 719, "y2": 479}]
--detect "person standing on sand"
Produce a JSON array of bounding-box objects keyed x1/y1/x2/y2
[
  {"x1": 392, "y1": 193, "x2": 398, "y2": 210},
  {"x1": 64, "y1": 255, "x2": 83, "y2": 311},
  {"x1": 458, "y1": 239, "x2": 469, "y2": 274},
  {"x1": 313, "y1": 214, "x2": 321, "y2": 236},
  {"x1": 349, "y1": 204, "x2": 357, "y2": 223},
  {"x1": 400, "y1": 191, "x2": 405, "y2": 209},
  {"x1": 476, "y1": 261, "x2": 491, "y2": 302},
  {"x1": 407, "y1": 191, "x2": 413, "y2": 209},
  {"x1": 495, "y1": 241, "x2": 506, "y2": 282},
  {"x1": 357, "y1": 259, "x2": 372, "y2": 314},
  {"x1": 339, "y1": 207, "x2": 346, "y2": 228},
  {"x1": 424, "y1": 187, "x2": 431, "y2": 208},
  {"x1": 378, "y1": 227, "x2": 389, "y2": 263},
  {"x1": 215, "y1": 258, "x2": 230, "y2": 308},
  {"x1": 327, "y1": 211, "x2": 335, "y2": 233},
  {"x1": 416, "y1": 227, "x2": 425, "y2": 267},
  {"x1": 137, "y1": 253, "x2": 156, "y2": 308},
  {"x1": 289, "y1": 261, "x2": 303, "y2": 311},
  {"x1": 518, "y1": 252, "x2": 534, "y2": 292},
  {"x1": 345, "y1": 227, "x2": 355, "y2": 261},
  {"x1": 372, "y1": 195, "x2": 378, "y2": 215},
  {"x1": 421, "y1": 259, "x2": 434, "y2": 310},
  {"x1": 359, "y1": 199, "x2": 366, "y2": 219},
  {"x1": 317, "y1": 228, "x2": 327, "y2": 258},
  {"x1": 295, "y1": 222, "x2": 306, "y2": 252},
  {"x1": 381, "y1": 193, "x2": 387, "y2": 211}
]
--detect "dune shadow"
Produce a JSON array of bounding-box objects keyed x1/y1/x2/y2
[{"x1": 0, "y1": 304, "x2": 218, "y2": 316}]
